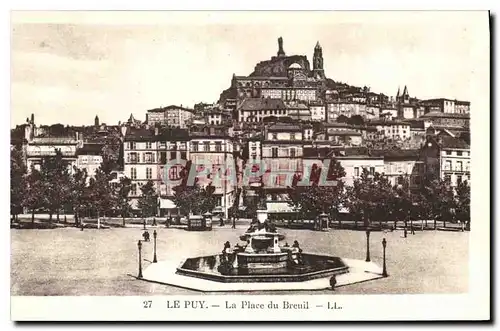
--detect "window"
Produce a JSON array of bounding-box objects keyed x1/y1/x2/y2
[
  {"x1": 180, "y1": 151, "x2": 187, "y2": 160},
  {"x1": 457, "y1": 161, "x2": 463, "y2": 171},
  {"x1": 131, "y1": 184, "x2": 137, "y2": 195},
  {"x1": 290, "y1": 133, "x2": 296, "y2": 140},
  {"x1": 160, "y1": 152, "x2": 167, "y2": 164},
  {"x1": 444, "y1": 174, "x2": 451, "y2": 183},
  {"x1": 457, "y1": 175, "x2": 463, "y2": 185},
  {"x1": 192, "y1": 142, "x2": 199, "y2": 152},
  {"x1": 354, "y1": 167, "x2": 360, "y2": 177},
  {"x1": 369, "y1": 167, "x2": 375, "y2": 175},
  {"x1": 128, "y1": 152, "x2": 138, "y2": 163},
  {"x1": 204, "y1": 142, "x2": 210, "y2": 152},
  {"x1": 272, "y1": 133, "x2": 278, "y2": 140},
  {"x1": 146, "y1": 168, "x2": 152, "y2": 179},
  {"x1": 466, "y1": 161, "x2": 470, "y2": 171},
  {"x1": 128, "y1": 142, "x2": 136, "y2": 150},
  {"x1": 446, "y1": 150, "x2": 452, "y2": 155},
  {"x1": 170, "y1": 151, "x2": 177, "y2": 160},
  {"x1": 445, "y1": 160, "x2": 452, "y2": 171},
  {"x1": 146, "y1": 142, "x2": 152, "y2": 149},
  {"x1": 272, "y1": 147, "x2": 278, "y2": 158},
  {"x1": 131, "y1": 168, "x2": 137, "y2": 180},
  {"x1": 457, "y1": 151, "x2": 463, "y2": 156},
  {"x1": 144, "y1": 152, "x2": 155, "y2": 163},
  {"x1": 290, "y1": 148, "x2": 296, "y2": 158},
  {"x1": 215, "y1": 142, "x2": 222, "y2": 152}
]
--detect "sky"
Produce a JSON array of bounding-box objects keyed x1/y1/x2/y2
[{"x1": 10, "y1": 11, "x2": 489, "y2": 127}]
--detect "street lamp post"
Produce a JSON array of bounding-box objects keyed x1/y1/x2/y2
[
  {"x1": 153, "y1": 230, "x2": 158, "y2": 263},
  {"x1": 365, "y1": 228, "x2": 371, "y2": 262},
  {"x1": 382, "y1": 238, "x2": 388, "y2": 277},
  {"x1": 137, "y1": 240, "x2": 143, "y2": 278}
]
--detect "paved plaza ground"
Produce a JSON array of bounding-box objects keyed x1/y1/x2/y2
[{"x1": 11, "y1": 225, "x2": 468, "y2": 295}]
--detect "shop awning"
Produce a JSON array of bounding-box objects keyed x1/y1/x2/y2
[
  {"x1": 159, "y1": 198, "x2": 177, "y2": 209},
  {"x1": 266, "y1": 202, "x2": 296, "y2": 213}
]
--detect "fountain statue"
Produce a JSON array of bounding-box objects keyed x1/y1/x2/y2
[{"x1": 174, "y1": 188, "x2": 349, "y2": 282}]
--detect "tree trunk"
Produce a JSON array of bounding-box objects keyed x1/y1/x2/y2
[
  {"x1": 57, "y1": 209, "x2": 60, "y2": 222},
  {"x1": 31, "y1": 210, "x2": 35, "y2": 225},
  {"x1": 49, "y1": 213, "x2": 53, "y2": 223},
  {"x1": 97, "y1": 210, "x2": 101, "y2": 229},
  {"x1": 122, "y1": 215, "x2": 126, "y2": 227},
  {"x1": 434, "y1": 219, "x2": 437, "y2": 230}
]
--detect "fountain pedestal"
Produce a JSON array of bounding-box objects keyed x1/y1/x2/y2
[{"x1": 238, "y1": 232, "x2": 286, "y2": 270}]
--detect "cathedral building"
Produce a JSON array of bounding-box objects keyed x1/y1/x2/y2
[{"x1": 219, "y1": 38, "x2": 328, "y2": 122}]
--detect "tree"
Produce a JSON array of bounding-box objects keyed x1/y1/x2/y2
[
  {"x1": 347, "y1": 115, "x2": 364, "y2": 126},
  {"x1": 39, "y1": 149, "x2": 72, "y2": 222},
  {"x1": 390, "y1": 175, "x2": 421, "y2": 230},
  {"x1": 421, "y1": 176, "x2": 456, "y2": 229},
  {"x1": 116, "y1": 177, "x2": 133, "y2": 226},
  {"x1": 23, "y1": 167, "x2": 47, "y2": 225},
  {"x1": 10, "y1": 147, "x2": 27, "y2": 222},
  {"x1": 88, "y1": 167, "x2": 115, "y2": 228},
  {"x1": 137, "y1": 180, "x2": 158, "y2": 219},
  {"x1": 69, "y1": 166, "x2": 88, "y2": 226},
  {"x1": 288, "y1": 160, "x2": 347, "y2": 226},
  {"x1": 172, "y1": 160, "x2": 216, "y2": 216},
  {"x1": 455, "y1": 180, "x2": 470, "y2": 229},
  {"x1": 336, "y1": 115, "x2": 349, "y2": 123},
  {"x1": 345, "y1": 168, "x2": 393, "y2": 229}
]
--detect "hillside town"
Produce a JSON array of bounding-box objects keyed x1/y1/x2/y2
[{"x1": 10, "y1": 37, "x2": 471, "y2": 226}]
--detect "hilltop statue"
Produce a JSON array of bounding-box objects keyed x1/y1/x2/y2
[{"x1": 277, "y1": 37, "x2": 285, "y2": 57}]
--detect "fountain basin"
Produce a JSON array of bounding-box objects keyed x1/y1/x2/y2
[{"x1": 176, "y1": 253, "x2": 349, "y2": 283}]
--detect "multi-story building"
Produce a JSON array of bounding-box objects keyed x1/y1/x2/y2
[
  {"x1": 146, "y1": 108, "x2": 166, "y2": 126},
  {"x1": 420, "y1": 111, "x2": 470, "y2": 128},
  {"x1": 76, "y1": 143, "x2": 104, "y2": 179},
  {"x1": 164, "y1": 105, "x2": 195, "y2": 128},
  {"x1": 309, "y1": 101, "x2": 326, "y2": 121},
  {"x1": 204, "y1": 109, "x2": 232, "y2": 125},
  {"x1": 24, "y1": 124, "x2": 82, "y2": 173},
  {"x1": 123, "y1": 127, "x2": 160, "y2": 209},
  {"x1": 367, "y1": 120, "x2": 411, "y2": 140},
  {"x1": 420, "y1": 98, "x2": 471, "y2": 114},
  {"x1": 188, "y1": 124, "x2": 236, "y2": 218},
  {"x1": 261, "y1": 123, "x2": 304, "y2": 194},
  {"x1": 237, "y1": 98, "x2": 287, "y2": 122},
  {"x1": 420, "y1": 134, "x2": 470, "y2": 187},
  {"x1": 326, "y1": 101, "x2": 367, "y2": 120},
  {"x1": 372, "y1": 149, "x2": 423, "y2": 187},
  {"x1": 286, "y1": 102, "x2": 312, "y2": 121},
  {"x1": 156, "y1": 128, "x2": 190, "y2": 216}
]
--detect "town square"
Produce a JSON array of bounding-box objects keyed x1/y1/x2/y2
[{"x1": 10, "y1": 11, "x2": 487, "y2": 321}]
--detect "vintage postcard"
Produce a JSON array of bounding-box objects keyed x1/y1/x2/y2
[{"x1": 10, "y1": 10, "x2": 490, "y2": 321}]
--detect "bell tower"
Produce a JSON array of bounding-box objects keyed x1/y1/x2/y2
[
  {"x1": 313, "y1": 41, "x2": 325, "y2": 79},
  {"x1": 277, "y1": 37, "x2": 286, "y2": 57}
]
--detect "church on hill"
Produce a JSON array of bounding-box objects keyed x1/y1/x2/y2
[{"x1": 218, "y1": 37, "x2": 329, "y2": 122}]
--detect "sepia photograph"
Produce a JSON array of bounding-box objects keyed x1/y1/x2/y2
[{"x1": 9, "y1": 10, "x2": 490, "y2": 321}]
